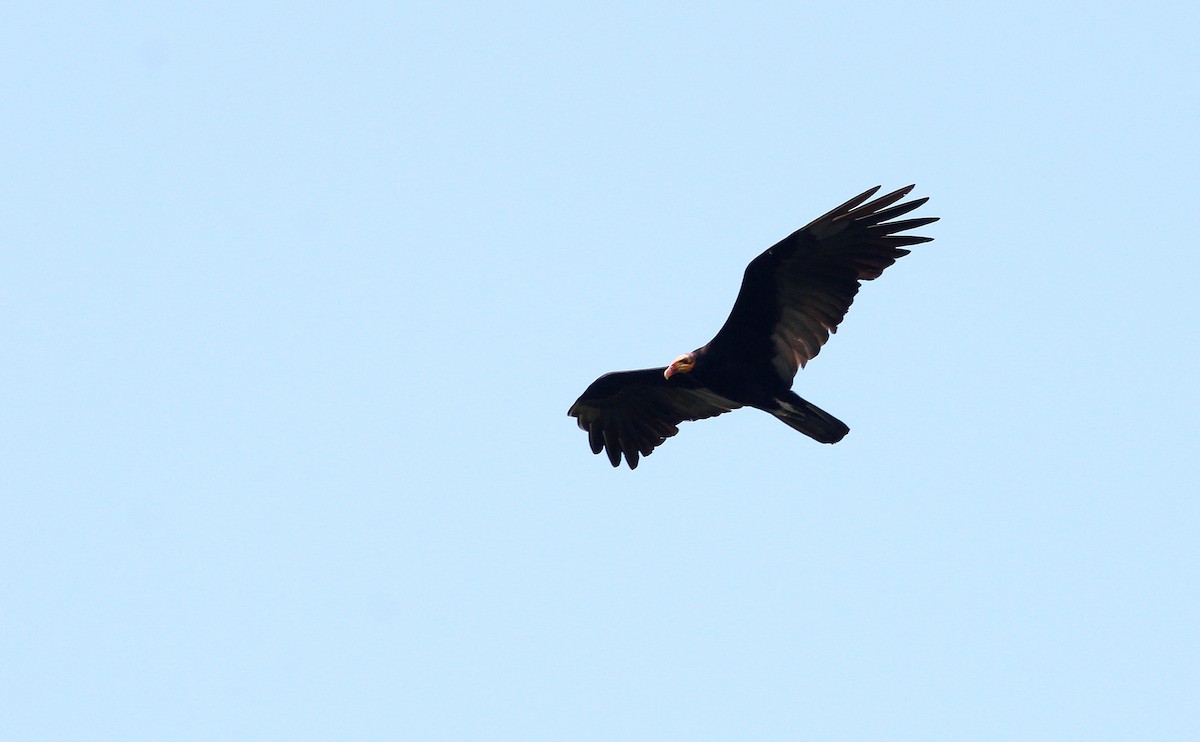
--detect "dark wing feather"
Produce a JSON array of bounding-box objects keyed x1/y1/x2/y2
[
  {"x1": 705, "y1": 185, "x2": 937, "y2": 385},
  {"x1": 567, "y1": 368, "x2": 740, "y2": 469}
]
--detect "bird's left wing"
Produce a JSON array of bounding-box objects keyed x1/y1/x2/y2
[
  {"x1": 706, "y1": 185, "x2": 938, "y2": 385},
  {"x1": 568, "y1": 368, "x2": 740, "y2": 469}
]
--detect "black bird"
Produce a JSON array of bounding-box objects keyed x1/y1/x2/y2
[{"x1": 568, "y1": 185, "x2": 937, "y2": 469}]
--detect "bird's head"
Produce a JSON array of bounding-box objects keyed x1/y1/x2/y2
[{"x1": 664, "y1": 352, "x2": 697, "y2": 380}]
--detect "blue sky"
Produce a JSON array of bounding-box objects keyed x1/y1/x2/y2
[{"x1": 3, "y1": 2, "x2": 1198, "y2": 739}]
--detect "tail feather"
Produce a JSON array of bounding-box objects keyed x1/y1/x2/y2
[{"x1": 766, "y1": 392, "x2": 849, "y2": 444}]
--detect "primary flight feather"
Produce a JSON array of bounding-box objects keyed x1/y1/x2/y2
[{"x1": 568, "y1": 185, "x2": 938, "y2": 469}]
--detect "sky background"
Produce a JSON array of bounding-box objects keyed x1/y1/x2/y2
[{"x1": 3, "y1": 2, "x2": 1198, "y2": 740}]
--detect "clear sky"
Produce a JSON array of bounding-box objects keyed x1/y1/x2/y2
[{"x1": 4, "y1": 2, "x2": 1198, "y2": 740}]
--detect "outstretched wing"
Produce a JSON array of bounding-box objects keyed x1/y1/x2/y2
[
  {"x1": 567, "y1": 368, "x2": 740, "y2": 469},
  {"x1": 705, "y1": 185, "x2": 938, "y2": 384}
]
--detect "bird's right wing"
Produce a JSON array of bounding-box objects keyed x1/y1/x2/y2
[{"x1": 567, "y1": 368, "x2": 740, "y2": 469}]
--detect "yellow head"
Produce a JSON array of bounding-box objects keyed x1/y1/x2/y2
[{"x1": 663, "y1": 352, "x2": 697, "y2": 379}]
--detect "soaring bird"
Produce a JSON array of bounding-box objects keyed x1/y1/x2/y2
[{"x1": 567, "y1": 185, "x2": 937, "y2": 469}]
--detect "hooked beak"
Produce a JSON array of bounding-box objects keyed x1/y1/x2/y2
[{"x1": 664, "y1": 353, "x2": 695, "y2": 380}]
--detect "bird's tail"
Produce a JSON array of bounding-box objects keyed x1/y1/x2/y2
[{"x1": 765, "y1": 391, "x2": 849, "y2": 444}]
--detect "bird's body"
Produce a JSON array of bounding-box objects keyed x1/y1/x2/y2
[{"x1": 568, "y1": 185, "x2": 937, "y2": 469}]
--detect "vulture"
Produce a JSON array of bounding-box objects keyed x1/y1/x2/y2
[{"x1": 567, "y1": 185, "x2": 937, "y2": 469}]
